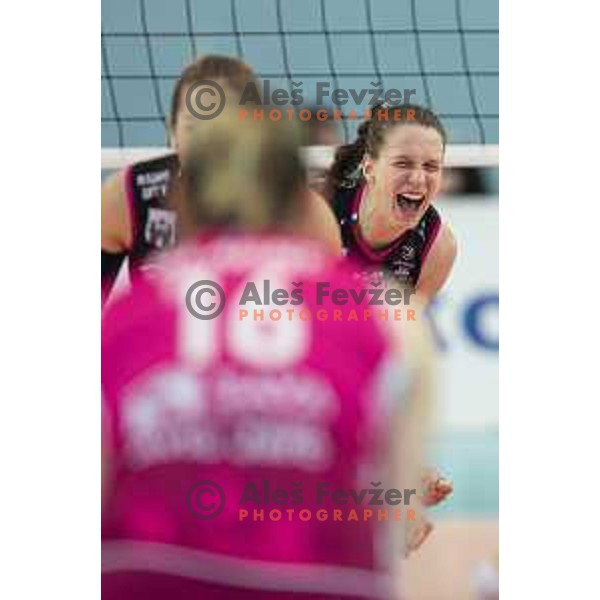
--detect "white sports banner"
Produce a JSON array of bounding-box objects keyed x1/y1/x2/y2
[{"x1": 431, "y1": 198, "x2": 499, "y2": 431}]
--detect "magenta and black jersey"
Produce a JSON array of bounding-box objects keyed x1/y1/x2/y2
[
  {"x1": 124, "y1": 152, "x2": 179, "y2": 279},
  {"x1": 332, "y1": 184, "x2": 441, "y2": 287}
]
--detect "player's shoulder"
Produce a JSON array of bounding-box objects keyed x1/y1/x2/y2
[
  {"x1": 424, "y1": 211, "x2": 457, "y2": 261},
  {"x1": 101, "y1": 152, "x2": 178, "y2": 205},
  {"x1": 438, "y1": 221, "x2": 457, "y2": 254}
]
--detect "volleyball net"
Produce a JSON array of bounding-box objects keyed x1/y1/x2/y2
[{"x1": 101, "y1": 0, "x2": 498, "y2": 170}]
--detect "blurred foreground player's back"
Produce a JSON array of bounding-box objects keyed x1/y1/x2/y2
[{"x1": 102, "y1": 110, "x2": 432, "y2": 600}]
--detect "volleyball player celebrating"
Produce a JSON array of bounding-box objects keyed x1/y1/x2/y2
[
  {"x1": 322, "y1": 104, "x2": 455, "y2": 510},
  {"x1": 101, "y1": 54, "x2": 341, "y2": 303},
  {"x1": 102, "y1": 111, "x2": 436, "y2": 599},
  {"x1": 324, "y1": 103, "x2": 457, "y2": 301}
]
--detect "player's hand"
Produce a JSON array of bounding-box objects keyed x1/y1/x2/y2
[
  {"x1": 405, "y1": 513, "x2": 434, "y2": 556},
  {"x1": 421, "y1": 468, "x2": 453, "y2": 507},
  {"x1": 401, "y1": 470, "x2": 452, "y2": 557}
]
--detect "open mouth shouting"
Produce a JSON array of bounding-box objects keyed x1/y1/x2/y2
[{"x1": 396, "y1": 193, "x2": 426, "y2": 215}]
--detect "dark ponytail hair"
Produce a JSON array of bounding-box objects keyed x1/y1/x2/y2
[{"x1": 325, "y1": 103, "x2": 447, "y2": 201}]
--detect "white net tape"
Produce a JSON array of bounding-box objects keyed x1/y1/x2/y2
[{"x1": 101, "y1": 144, "x2": 498, "y2": 171}]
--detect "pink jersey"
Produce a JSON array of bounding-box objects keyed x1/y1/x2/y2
[{"x1": 102, "y1": 234, "x2": 410, "y2": 600}]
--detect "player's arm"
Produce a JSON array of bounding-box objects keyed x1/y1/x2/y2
[
  {"x1": 299, "y1": 191, "x2": 343, "y2": 256},
  {"x1": 416, "y1": 223, "x2": 457, "y2": 302},
  {"x1": 380, "y1": 293, "x2": 446, "y2": 562},
  {"x1": 389, "y1": 300, "x2": 435, "y2": 560},
  {"x1": 101, "y1": 170, "x2": 133, "y2": 304}
]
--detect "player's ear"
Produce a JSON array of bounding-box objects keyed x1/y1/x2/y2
[{"x1": 362, "y1": 154, "x2": 376, "y2": 186}]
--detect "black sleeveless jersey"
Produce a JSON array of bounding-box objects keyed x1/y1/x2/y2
[
  {"x1": 331, "y1": 184, "x2": 442, "y2": 288},
  {"x1": 125, "y1": 153, "x2": 179, "y2": 278}
]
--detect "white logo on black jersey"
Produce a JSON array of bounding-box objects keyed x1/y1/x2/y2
[{"x1": 400, "y1": 245, "x2": 416, "y2": 261}]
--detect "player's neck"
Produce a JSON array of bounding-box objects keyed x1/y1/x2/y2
[{"x1": 359, "y1": 186, "x2": 409, "y2": 248}]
